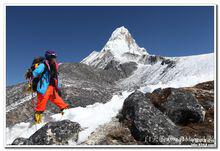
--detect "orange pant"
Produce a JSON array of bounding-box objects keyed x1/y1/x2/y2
[{"x1": 35, "y1": 85, "x2": 68, "y2": 112}]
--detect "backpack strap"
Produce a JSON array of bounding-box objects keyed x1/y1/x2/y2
[
  {"x1": 44, "y1": 60, "x2": 50, "y2": 71},
  {"x1": 34, "y1": 60, "x2": 59, "y2": 80},
  {"x1": 55, "y1": 62, "x2": 59, "y2": 71},
  {"x1": 38, "y1": 62, "x2": 49, "y2": 88}
]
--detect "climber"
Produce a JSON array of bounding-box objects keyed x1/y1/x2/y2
[{"x1": 29, "y1": 50, "x2": 69, "y2": 124}]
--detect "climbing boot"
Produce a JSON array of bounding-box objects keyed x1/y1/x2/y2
[
  {"x1": 60, "y1": 106, "x2": 69, "y2": 115},
  {"x1": 34, "y1": 112, "x2": 43, "y2": 124}
]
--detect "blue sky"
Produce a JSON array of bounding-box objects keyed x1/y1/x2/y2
[{"x1": 6, "y1": 6, "x2": 214, "y2": 86}]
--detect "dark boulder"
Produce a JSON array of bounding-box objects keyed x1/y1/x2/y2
[
  {"x1": 12, "y1": 120, "x2": 81, "y2": 145},
  {"x1": 119, "y1": 90, "x2": 180, "y2": 145},
  {"x1": 147, "y1": 88, "x2": 205, "y2": 125},
  {"x1": 179, "y1": 81, "x2": 214, "y2": 142},
  {"x1": 182, "y1": 81, "x2": 214, "y2": 110}
]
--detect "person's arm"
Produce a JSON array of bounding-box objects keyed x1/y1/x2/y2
[{"x1": 32, "y1": 63, "x2": 45, "y2": 77}]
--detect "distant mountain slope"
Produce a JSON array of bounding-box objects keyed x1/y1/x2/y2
[
  {"x1": 81, "y1": 26, "x2": 214, "y2": 90},
  {"x1": 118, "y1": 53, "x2": 214, "y2": 90}
]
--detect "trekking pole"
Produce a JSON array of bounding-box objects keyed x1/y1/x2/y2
[
  {"x1": 31, "y1": 92, "x2": 35, "y2": 110},
  {"x1": 30, "y1": 92, "x2": 38, "y2": 127}
]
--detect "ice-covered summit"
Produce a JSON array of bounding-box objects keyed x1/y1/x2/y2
[
  {"x1": 81, "y1": 26, "x2": 149, "y2": 68},
  {"x1": 101, "y1": 26, "x2": 148, "y2": 57}
]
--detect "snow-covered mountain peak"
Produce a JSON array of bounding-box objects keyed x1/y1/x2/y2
[
  {"x1": 101, "y1": 26, "x2": 148, "y2": 57},
  {"x1": 81, "y1": 26, "x2": 149, "y2": 68},
  {"x1": 109, "y1": 26, "x2": 130, "y2": 40}
]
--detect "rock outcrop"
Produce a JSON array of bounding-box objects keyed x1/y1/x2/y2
[
  {"x1": 119, "y1": 90, "x2": 180, "y2": 145},
  {"x1": 146, "y1": 88, "x2": 206, "y2": 125},
  {"x1": 118, "y1": 81, "x2": 214, "y2": 145},
  {"x1": 12, "y1": 120, "x2": 81, "y2": 145},
  {"x1": 179, "y1": 81, "x2": 214, "y2": 144}
]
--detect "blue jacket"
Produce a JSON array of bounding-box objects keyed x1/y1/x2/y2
[{"x1": 32, "y1": 63, "x2": 60, "y2": 95}]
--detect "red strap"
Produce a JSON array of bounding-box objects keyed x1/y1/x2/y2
[
  {"x1": 55, "y1": 62, "x2": 59, "y2": 71},
  {"x1": 45, "y1": 60, "x2": 59, "y2": 71},
  {"x1": 45, "y1": 60, "x2": 50, "y2": 71}
]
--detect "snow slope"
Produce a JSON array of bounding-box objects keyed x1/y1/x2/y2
[
  {"x1": 118, "y1": 53, "x2": 214, "y2": 90},
  {"x1": 81, "y1": 51, "x2": 100, "y2": 65},
  {"x1": 6, "y1": 91, "x2": 133, "y2": 145}
]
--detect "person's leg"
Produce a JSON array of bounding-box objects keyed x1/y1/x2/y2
[
  {"x1": 35, "y1": 86, "x2": 53, "y2": 112},
  {"x1": 50, "y1": 88, "x2": 68, "y2": 110},
  {"x1": 34, "y1": 86, "x2": 53, "y2": 124}
]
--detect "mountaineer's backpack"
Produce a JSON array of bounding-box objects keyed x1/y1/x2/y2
[
  {"x1": 25, "y1": 56, "x2": 59, "y2": 93},
  {"x1": 25, "y1": 56, "x2": 48, "y2": 92}
]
